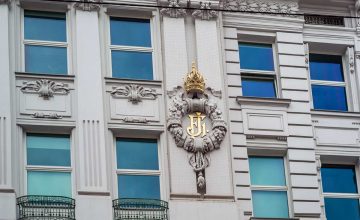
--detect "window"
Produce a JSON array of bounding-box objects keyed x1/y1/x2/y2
[
  {"x1": 309, "y1": 54, "x2": 348, "y2": 111},
  {"x1": 110, "y1": 18, "x2": 153, "y2": 80},
  {"x1": 249, "y1": 157, "x2": 289, "y2": 218},
  {"x1": 24, "y1": 10, "x2": 68, "y2": 75},
  {"x1": 116, "y1": 138, "x2": 160, "y2": 199},
  {"x1": 239, "y1": 43, "x2": 277, "y2": 98},
  {"x1": 26, "y1": 134, "x2": 72, "y2": 197},
  {"x1": 321, "y1": 165, "x2": 360, "y2": 220}
]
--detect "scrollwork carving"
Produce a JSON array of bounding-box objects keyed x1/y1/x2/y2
[
  {"x1": 223, "y1": 0, "x2": 299, "y2": 15},
  {"x1": 20, "y1": 79, "x2": 70, "y2": 100},
  {"x1": 111, "y1": 84, "x2": 158, "y2": 104},
  {"x1": 160, "y1": 0, "x2": 187, "y2": 18}
]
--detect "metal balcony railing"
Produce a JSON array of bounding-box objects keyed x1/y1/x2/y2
[
  {"x1": 112, "y1": 198, "x2": 169, "y2": 220},
  {"x1": 17, "y1": 195, "x2": 76, "y2": 220},
  {"x1": 304, "y1": 15, "x2": 344, "y2": 26}
]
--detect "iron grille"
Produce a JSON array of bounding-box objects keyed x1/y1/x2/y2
[
  {"x1": 113, "y1": 198, "x2": 169, "y2": 220},
  {"x1": 17, "y1": 195, "x2": 75, "y2": 220},
  {"x1": 304, "y1": 15, "x2": 344, "y2": 26}
]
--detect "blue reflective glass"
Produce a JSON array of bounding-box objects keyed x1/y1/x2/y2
[
  {"x1": 312, "y1": 85, "x2": 347, "y2": 111},
  {"x1": 118, "y1": 175, "x2": 160, "y2": 199},
  {"x1": 111, "y1": 51, "x2": 153, "y2": 79},
  {"x1": 110, "y1": 18, "x2": 151, "y2": 47},
  {"x1": 249, "y1": 157, "x2": 286, "y2": 186},
  {"x1": 321, "y1": 165, "x2": 358, "y2": 193},
  {"x1": 252, "y1": 191, "x2": 289, "y2": 218},
  {"x1": 27, "y1": 134, "x2": 70, "y2": 167},
  {"x1": 325, "y1": 198, "x2": 360, "y2": 220},
  {"x1": 242, "y1": 78, "x2": 276, "y2": 98},
  {"x1": 27, "y1": 171, "x2": 71, "y2": 197},
  {"x1": 239, "y1": 43, "x2": 274, "y2": 71},
  {"x1": 116, "y1": 138, "x2": 158, "y2": 170},
  {"x1": 25, "y1": 45, "x2": 67, "y2": 75},
  {"x1": 24, "y1": 10, "x2": 66, "y2": 42},
  {"x1": 310, "y1": 54, "x2": 344, "y2": 82}
]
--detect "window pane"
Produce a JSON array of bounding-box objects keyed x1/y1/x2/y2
[
  {"x1": 325, "y1": 198, "x2": 360, "y2": 220},
  {"x1": 116, "y1": 138, "x2": 158, "y2": 170},
  {"x1": 252, "y1": 191, "x2": 289, "y2": 218},
  {"x1": 27, "y1": 134, "x2": 70, "y2": 167},
  {"x1": 24, "y1": 10, "x2": 66, "y2": 42},
  {"x1": 118, "y1": 175, "x2": 160, "y2": 199},
  {"x1": 110, "y1": 18, "x2": 151, "y2": 47},
  {"x1": 249, "y1": 157, "x2": 286, "y2": 186},
  {"x1": 321, "y1": 165, "x2": 358, "y2": 193},
  {"x1": 25, "y1": 45, "x2": 67, "y2": 75},
  {"x1": 309, "y1": 54, "x2": 344, "y2": 82},
  {"x1": 27, "y1": 171, "x2": 71, "y2": 197},
  {"x1": 242, "y1": 78, "x2": 276, "y2": 98},
  {"x1": 111, "y1": 51, "x2": 153, "y2": 80},
  {"x1": 239, "y1": 43, "x2": 274, "y2": 71},
  {"x1": 312, "y1": 85, "x2": 347, "y2": 111}
]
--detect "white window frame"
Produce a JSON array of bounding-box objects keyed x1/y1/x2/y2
[
  {"x1": 112, "y1": 136, "x2": 164, "y2": 200},
  {"x1": 20, "y1": 7, "x2": 71, "y2": 75},
  {"x1": 105, "y1": 10, "x2": 160, "y2": 80},
  {"x1": 23, "y1": 131, "x2": 75, "y2": 197},
  {"x1": 248, "y1": 155, "x2": 292, "y2": 218},
  {"x1": 305, "y1": 44, "x2": 355, "y2": 112},
  {"x1": 320, "y1": 163, "x2": 360, "y2": 218},
  {"x1": 239, "y1": 42, "x2": 280, "y2": 98}
]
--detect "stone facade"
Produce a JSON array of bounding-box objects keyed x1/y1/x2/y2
[{"x1": 0, "y1": 0, "x2": 359, "y2": 219}]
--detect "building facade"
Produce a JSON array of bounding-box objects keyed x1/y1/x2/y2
[{"x1": 0, "y1": 0, "x2": 360, "y2": 219}]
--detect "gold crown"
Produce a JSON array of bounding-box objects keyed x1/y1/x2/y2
[{"x1": 184, "y1": 62, "x2": 205, "y2": 93}]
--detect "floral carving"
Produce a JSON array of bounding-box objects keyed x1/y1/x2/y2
[
  {"x1": 20, "y1": 79, "x2": 70, "y2": 100},
  {"x1": 223, "y1": 0, "x2": 299, "y2": 15},
  {"x1": 110, "y1": 85, "x2": 158, "y2": 104},
  {"x1": 74, "y1": 0, "x2": 102, "y2": 11},
  {"x1": 192, "y1": 1, "x2": 218, "y2": 20},
  {"x1": 160, "y1": 0, "x2": 187, "y2": 18},
  {"x1": 167, "y1": 86, "x2": 227, "y2": 194}
]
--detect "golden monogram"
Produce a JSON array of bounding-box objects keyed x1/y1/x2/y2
[{"x1": 186, "y1": 112, "x2": 207, "y2": 138}]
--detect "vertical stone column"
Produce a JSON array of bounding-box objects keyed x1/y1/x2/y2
[
  {"x1": 0, "y1": 1, "x2": 16, "y2": 219},
  {"x1": 276, "y1": 32, "x2": 321, "y2": 219},
  {"x1": 74, "y1": 4, "x2": 111, "y2": 220}
]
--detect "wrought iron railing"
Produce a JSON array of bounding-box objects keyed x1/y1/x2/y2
[
  {"x1": 17, "y1": 195, "x2": 76, "y2": 220},
  {"x1": 113, "y1": 198, "x2": 169, "y2": 220},
  {"x1": 304, "y1": 15, "x2": 344, "y2": 26}
]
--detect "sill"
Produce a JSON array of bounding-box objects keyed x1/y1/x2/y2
[
  {"x1": 104, "y1": 77, "x2": 162, "y2": 85},
  {"x1": 250, "y1": 218, "x2": 299, "y2": 220},
  {"x1": 15, "y1": 71, "x2": 75, "y2": 81},
  {"x1": 311, "y1": 109, "x2": 360, "y2": 118},
  {"x1": 236, "y1": 96, "x2": 291, "y2": 108}
]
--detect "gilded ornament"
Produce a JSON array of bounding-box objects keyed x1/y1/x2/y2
[{"x1": 184, "y1": 62, "x2": 205, "y2": 94}]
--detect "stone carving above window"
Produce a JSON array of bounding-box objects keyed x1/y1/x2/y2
[
  {"x1": 20, "y1": 79, "x2": 70, "y2": 100},
  {"x1": 110, "y1": 84, "x2": 158, "y2": 104},
  {"x1": 74, "y1": 0, "x2": 102, "y2": 11},
  {"x1": 160, "y1": 0, "x2": 187, "y2": 18},
  {"x1": 192, "y1": 1, "x2": 218, "y2": 20},
  {"x1": 167, "y1": 62, "x2": 227, "y2": 195},
  {"x1": 223, "y1": 0, "x2": 299, "y2": 15}
]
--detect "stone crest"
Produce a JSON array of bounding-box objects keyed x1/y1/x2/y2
[{"x1": 167, "y1": 62, "x2": 227, "y2": 195}]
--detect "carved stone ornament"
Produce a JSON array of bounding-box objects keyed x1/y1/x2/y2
[
  {"x1": 32, "y1": 112, "x2": 63, "y2": 119},
  {"x1": 0, "y1": 0, "x2": 11, "y2": 5},
  {"x1": 20, "y1": 79, "x2": 70, "y2": 100},
  {"x1": 349, "y1": 47, "x2": 355, "y2": 74},
  {"x1": 110, "y1": 84, "x2": 158, "y2": 104},
  {"x1": 167, "y1": 62, "x2": 227, "y2": 195},
  {"x1": 223, "y1": 0, "x2": 299, "y2": 15},
  {"x1": 192, "y1": 1, "x2": 218, "y2": 20},
  {"x1": 74, "y1": 0, "x2": 102, "y2": 11},
  {"x1": 160, "y1": 0, "x2": 187, "y2": 18},
  {"x1": 356, "y1": 0, "x2": 360, "y2": 28},
  {"x1": 121, "y1": 117, "x2": 148, "y2": 123}
]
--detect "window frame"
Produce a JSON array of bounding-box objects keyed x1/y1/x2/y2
[
  {"x1": 308, "y1": 52, "x2": 350, "y2": 111},
  {"x1": 23, "y1": 131, "x2": 75, "y2": 197},
  {"x1": 248, "y1": 155, "x2": 293, "y2": 218},
  {"x1": 112, "y1": 136, "x2": 164, "y2": 200},
  {"x1": 239, "y1": 42, "x2": 280, "y2": 98},
  {"x1": 320, "y1": 163, "x2": 360, "y2": 219},
  {"x1": 105, "y1": 11, "x2": 159, "y2": 80},
  {"x1": 20, "y1": 8, "x2": 72, "y2": 75}
]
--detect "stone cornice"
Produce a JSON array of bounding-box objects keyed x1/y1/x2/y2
[{"x1": 74, "y1": 0, "x2": 102, "y2": 11}]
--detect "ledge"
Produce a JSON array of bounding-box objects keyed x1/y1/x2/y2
[
  {"x1": 104, "y1": 77, "x2": 162, "y2": 86},
  {"x1": 15, "y1": 72, "x2": 75, "y2": 81},
  {"x1": 170, "y1": 193, "x2": 235, "y2": 201},
  {"x1": 311, "y1": 109, "x2": 360, "y2": 118},
  {"x1": 250, "y1": 218, "x2": 299, "y2": 220},
  {"x1": 236, "y1": 96, "x2": 291, "y2": 108}
]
